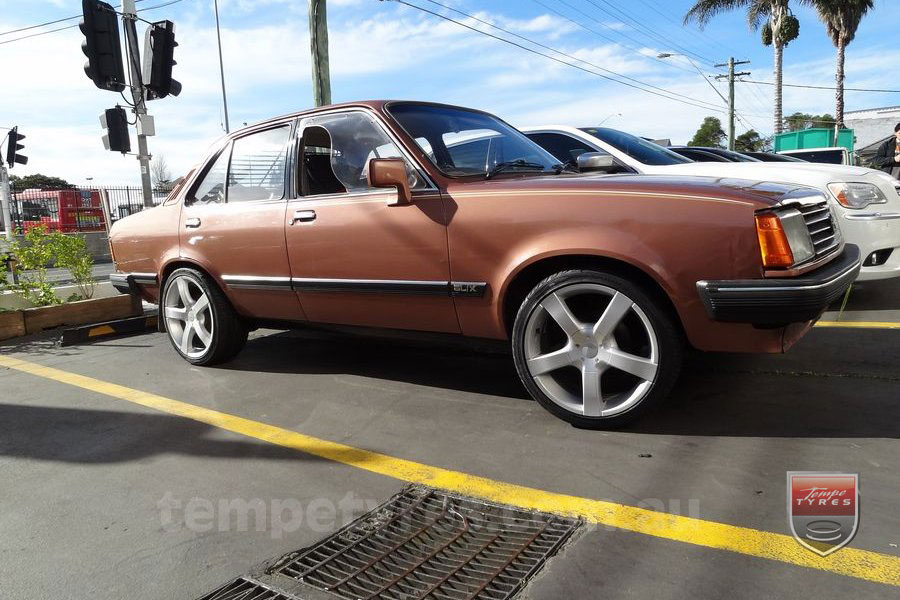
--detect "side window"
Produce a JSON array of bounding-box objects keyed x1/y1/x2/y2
[
  {"x1": 189, "y1": 145, "x2": 231, "y2": 205},
  {"x1": 227, "y1": 126, "x2": 291, "y2": 202},
  {"x1": 446, "y1": 138, "x2": 492, "y2": 171},
  {"x1": 300, "y1": 112, "x2": 427, "y2": 196},
  {"x1": 526, "y1": 132, "x2": 597, "y2": 164}
]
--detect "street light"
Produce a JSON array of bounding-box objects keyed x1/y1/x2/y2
[
  {"x1": 597, "y1": 112, "x2": 622, "y2": 126},
  {"x1": 657, "y1": 52, "x2": 729, "y2": 106}
]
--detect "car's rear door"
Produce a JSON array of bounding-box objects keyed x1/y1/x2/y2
[
  {"x1": 179, "y1": 122, "x2": 305, "y2": 321},
  {"x1": 285, "y1": 109, "x2": 458, "y2": 333}
]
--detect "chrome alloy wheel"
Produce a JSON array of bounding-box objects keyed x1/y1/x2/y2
[
  {"x1": 164, "y1": 275, "x2": 214, "y2": 360},
  {"x1": 523, "y1": 283, "x2": 659, "y2": 418}
]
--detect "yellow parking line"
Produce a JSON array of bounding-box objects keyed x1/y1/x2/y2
[
  {"x1": 0, "y1": 354, "x2": 897, "y2": 587},
  {"x1": 816, "y1": 321, "x2": 900, "y2": 330}
]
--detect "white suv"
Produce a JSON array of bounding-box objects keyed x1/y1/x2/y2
[{"x1": 524, "y1": 125, "x2": 900, "y2": 281}]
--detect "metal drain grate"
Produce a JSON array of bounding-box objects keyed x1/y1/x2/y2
[
  {"x1": 199, "y1": 576, "x2": 298, "y2": 600},
  {"x1": 270, "y1": 486, "x2": 580, "y2": 600}
]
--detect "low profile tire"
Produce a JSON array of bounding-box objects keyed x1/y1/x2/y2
[
  {"x1": 162, "y1": 268, "x2": 248, "y2": 366},
  {"x1": 512, "y1": 269, "x2": 683, "y2": 428}
]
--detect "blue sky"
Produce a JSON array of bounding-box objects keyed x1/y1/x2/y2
[{"x1": 2, "y1": 0, "x2": 900, "y2": 184}]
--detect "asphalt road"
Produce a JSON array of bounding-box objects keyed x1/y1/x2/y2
[{"x1": 0, "y1": 285, "x2": 897, "y2": 598}]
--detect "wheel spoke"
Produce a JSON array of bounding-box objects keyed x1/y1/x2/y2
[
  {"x1": 194, "y1": 320, "x2": 212, "y2": 347},
  {"x1": 582, "y1": 364, "x2": 603, "y2": 417},
  {"x1": 540, "y1": 292, "x2": 582, "y2": 337},
  {"x1": 605, "y1": 348, "x2": 658, "y2": 381},
  {"x1": 165, "y1": 306, "x2": 187, "y2": 321},
  {"x1": 180, "y1": 322, "x2": 196, "y2": 354},
  {"x1": 591, "y1": 292, "x2": 632, "y2": 341},
  {"x1": 193, "y1": 293, "x2": 210, "y2": 315},
  {"x1": 176, "y1": 278, "x2": 193, "y2": 308},
  {"x1": 528, "y1": 347, "x2": 576, "y2": 376}
]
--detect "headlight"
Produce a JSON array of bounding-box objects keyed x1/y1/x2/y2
[{"x1": 827, "y1": 182, "x2": 888, "y2": 209}]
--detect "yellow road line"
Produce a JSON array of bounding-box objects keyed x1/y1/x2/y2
[
  {"x1": 816, "y1": 321, "x2": 900, "y2": 330},
  {"x1": 1, "y1": 354, "x2": 897, "y2": 587}
]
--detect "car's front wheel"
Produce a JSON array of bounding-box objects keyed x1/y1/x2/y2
[
  {"x1": 162, "y1": 268, "x2": 248, "y2": 365},
  {"x1": 512, "y1": 269, "x2": 682, "y2": 428}
]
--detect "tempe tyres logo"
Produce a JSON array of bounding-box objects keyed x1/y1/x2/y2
[{"x1": 787, "y1": 472, "x2": 859, "y2": 556}]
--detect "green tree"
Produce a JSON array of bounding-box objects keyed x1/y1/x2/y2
[
  {"x1": 689, "y1": 117, "x2": 726, "y2": 148},
  {"x1": 784, "y1": 112, "x2": 835, "y2": 131},
  {"x1": 806, "y1": 0, "x2": 874, "y2": 128},
  {"x1": 684, "y1": 1, "x2": 799, "y2": 134},
  {"x1": 8, "y1": 174, "x2": 74, "y2": 190},
  {"x1": 735, "y1": 129, "x2": 769, "y2": 152}
]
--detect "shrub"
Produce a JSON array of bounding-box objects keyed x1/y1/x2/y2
[{"x1": 8, "y1": 226, "x2": 96, "y2": 306}]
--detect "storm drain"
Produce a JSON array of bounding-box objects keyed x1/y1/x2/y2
[
  {"x1": 267, "y1": 486, "x2": 581, "y2": 600},
  {"x1": 200, "y1": 576, "x2": 297, "y2": 600}
]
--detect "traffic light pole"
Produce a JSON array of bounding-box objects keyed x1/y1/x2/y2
[
  {"x1": 122, "y1": 0, "x2": 154, "y2": 208},
  {"x1": 0, "y1": 165, "x2": 12, "y2": 241}
]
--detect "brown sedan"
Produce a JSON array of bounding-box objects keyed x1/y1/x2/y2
[{"x1": 109, "y1": 101, "x2": 860, "y2": 427}]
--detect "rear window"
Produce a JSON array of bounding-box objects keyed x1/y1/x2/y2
[{"x1": 782, "y1": 150, "x2": 845, "y2": 164}]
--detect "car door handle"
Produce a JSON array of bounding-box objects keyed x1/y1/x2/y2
[
  {"x1": 185, "y1": 217, "x2": 201, "y2": 228},
  {"x1": 291, "y1": 209, "x2": 317, "y2": 224}
]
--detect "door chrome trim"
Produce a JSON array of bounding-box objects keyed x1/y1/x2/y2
[{"x1": 222, "y1": 275, "x2": 294, "y2": 291}]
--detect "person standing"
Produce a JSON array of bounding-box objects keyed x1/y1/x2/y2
[{"x1": 873, "y1": 123, "x2": 900, "y2": 178}]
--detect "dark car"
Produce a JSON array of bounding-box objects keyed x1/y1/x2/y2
[
  {"x1": 744, "y1": 151, "x2": 808, "y2": 162},
  {"x1": 669, "y1": 146, "x2": 760, "y2": 162}
]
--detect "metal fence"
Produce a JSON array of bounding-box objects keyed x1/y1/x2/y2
[{"x1": 5, "y1": 185, "x2": 168, "y2": 234}]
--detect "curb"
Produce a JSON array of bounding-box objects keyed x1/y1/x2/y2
[{"x1": 61, "y1": 312, "x2": 158, "y2": 346}]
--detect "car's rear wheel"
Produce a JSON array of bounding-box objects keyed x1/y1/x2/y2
[
  {"x1": 512, "y1": 269, "x2": 682, "y2": 428},
  {"x1": 162, "y1": 268, "x2": 248, "y2": 365}
]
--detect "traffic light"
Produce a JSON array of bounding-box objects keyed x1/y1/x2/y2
[
  {"x1": 6, "y1": 127, "x2": 27, "y2": 168},
  {"x1": 80, "y1": 0, "x2": 126, "y2": 92},
  {"x1": 100, "y1": 107, "x2": 131, "y2": 153},
  {"x1": 143, "y1": 20, "x2": 181, "y2": 100}
]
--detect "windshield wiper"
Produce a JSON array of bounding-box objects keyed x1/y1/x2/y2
[
  {"x1": 553, "y1": 161, "x2": 578, "y2": 174},
  {"x1": 485, "y1": 160, "x2": 547, "y2": 179}
]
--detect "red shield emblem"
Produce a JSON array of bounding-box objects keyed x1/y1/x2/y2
[{"x1": 788, "y1": 472, "x2": 859, "y2": 556}]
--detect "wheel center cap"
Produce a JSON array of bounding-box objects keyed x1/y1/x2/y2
[{"x1": 581, "y1": 344, "x2": 598, "y2": 358}]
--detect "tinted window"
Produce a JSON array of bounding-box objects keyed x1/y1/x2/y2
[
  {"x1": 671, "y1": 148, "x2": 729, "y2": 162},
  {"x1": 526, "y1": 132, "x2": 597, "y2": 164},
  {"x1": 300, "y1": 112, "x2": 427, "y2": 195},
  {"x1": 389, "y1": 103, "x2": 559, "y2": 177},
  {"x1": 190, "y1": 146, "x2": 231, "y2": 204},
  {"x1": 227, "y1": 126, "x2": 291, "y2": 202},
  {"x1": 784, "y1": 150, "x2": 845, "y2": 164},
  {"x1": 580, "y1": 127, "x2": 691, "y2": 165}
]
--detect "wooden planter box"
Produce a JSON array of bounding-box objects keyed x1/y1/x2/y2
[{"x1": 0, "y1": 294, "x2": 142, "y2": 341}]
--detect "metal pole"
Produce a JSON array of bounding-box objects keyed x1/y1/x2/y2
[
  {"x1": 727, "y1": 57, "x2": 735, "y2": 150},
  {"x1": 122, "y1": 0, "x2": 154, "y2": 208},
  {"x1": 309, "y1": 0, "x2": 331, "y2": 106},
  {"x1": 0, "y1": 164, "x2": 12, "y2": 241},
  {"x1": 213, "y1": 0, "x2": 230, "y2": 133}
]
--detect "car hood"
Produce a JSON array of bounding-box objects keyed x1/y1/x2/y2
[
  {"x1": 648, "y1": 161, "x2": 881, "y2": 184},
  {"x1": 445, "y1": 172, "x2": 822, "y2": 209}
]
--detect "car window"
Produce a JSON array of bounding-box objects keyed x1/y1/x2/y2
[
  {"x1": 784, "y1": 150, "x2": 844, "y2": 164},
  {"x1": 190, "y1": 145, "x2": 231, "y2": 205},
  {"x1": 227, "y1": 126, "x2": 291, "y2": 202},
  {"x1": 525, "y1": 132, "x2": 598, "y2": 164},
  {"x1": 299, "y1": 112, "x2": 427, "y2": 196},
  {"x1": 580, "y1": 127, "x2": 692, "y2": 165},
  {"x1": 446, "y1": 136, "x2": 493, "y2": 171}
]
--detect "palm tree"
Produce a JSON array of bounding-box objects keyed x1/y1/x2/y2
[
  {"x1": 684, "y1": 1, "x2": 794, "y2": 133},
  {"x1": 806, "y1": 0, "x2": 874, "y2": 129}
]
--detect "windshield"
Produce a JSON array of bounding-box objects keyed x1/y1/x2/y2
[
  {"x1": 580, "y1": 127, "x2": 692, "y2": 166},
  {"x1": 783, "y1": 149, "x2": 845, "y2": 165},
  {"x1": 388, "y1": 103, "x2": 561, "y2": 177},
  {"x1": 712, "y1": 148, "x2": 761, "y2": 162}
]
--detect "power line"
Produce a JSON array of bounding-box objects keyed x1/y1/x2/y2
[
  {"x1": 416, "y1": 0, "x2": 729, "y2": 112},
  {"x1": 0, "y1": 0, "x2": 185, "y2": 45},
  {"x1": 740, "y1": 79, "x2": 900, "y2": 93},
  {"x1": 389, "y1": 0, "x2": 747, "y2": 115},
  {"x1": 637, "y1": 0, "x2": 736, "y2": 57},
  {"x1": 584, "y1": 0, "x2": 716, "y2": 66}
]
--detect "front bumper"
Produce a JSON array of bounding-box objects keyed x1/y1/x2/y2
[
  {"x1": 840, "y1": 211, "x2": 900, "y2": 281},
  {"x1": 696, "y1": 244, "x2": 860, "y2": 325}
]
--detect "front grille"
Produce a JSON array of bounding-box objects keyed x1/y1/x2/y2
[
  {"x1": 270, "y1": 486, "x2": 580, "y2": 600},
  {"x1": 796, "y1": 201, "x2": 840, "y2": 260}
]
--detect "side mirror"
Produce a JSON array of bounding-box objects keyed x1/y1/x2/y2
[
  {"x1": 577, "y1": 152, "x2": 618, "y2": 173},
  {"x1": 368, "y1": 158, "x2": 412, "y2": 206}
]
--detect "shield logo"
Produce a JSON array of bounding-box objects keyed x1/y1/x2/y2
[{"x1": 787, "y1": 472, "x2": 859, "y2": 556}]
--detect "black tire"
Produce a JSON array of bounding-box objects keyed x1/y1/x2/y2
[
  {"x1": 161, "y1": 268, "x2": 248, "y2": 366},
  {"x1": 511, "y1": 269, "x2": 683, "y2": 428}
]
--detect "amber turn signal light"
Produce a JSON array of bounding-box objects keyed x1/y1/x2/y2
[{"x1": 755, "y1": 213, "x2": 794, "y2": 268}]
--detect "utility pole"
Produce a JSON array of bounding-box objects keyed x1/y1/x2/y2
[
  {"x1": 308, "y1": 0, "x2": 331, "y2": 106},
  {"x1": 715, "y1": 58, "x2": 751, "y2": 150},
  {"x1": 0, "y1": 165, "x2": 12, "y2": 241},
  {"x1": 213, "y1": 0, "x2": 230, "y2": 133},
  {"x1": 121, "y1": 0, "x2": 154, "y2": 207}
]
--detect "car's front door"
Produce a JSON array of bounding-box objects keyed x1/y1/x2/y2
[
  {"x1": 285, "y1": 110, "x2": 458, "y2": 333},
  {"x1": 179, "y1": 122, "x2": 305, "y2": 322}
]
